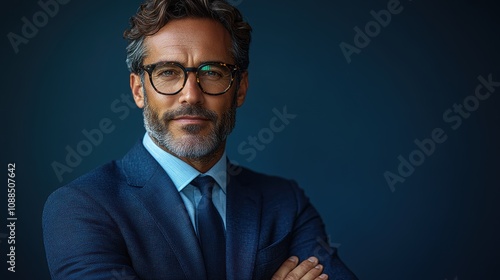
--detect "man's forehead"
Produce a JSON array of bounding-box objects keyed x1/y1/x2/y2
[{"x1": 143, "y1": 18, "x2": 233, "y2": 64}]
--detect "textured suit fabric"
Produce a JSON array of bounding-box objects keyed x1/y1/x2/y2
[{"x1": 43, "y1": 141, "x2": 358, "y2": 280}]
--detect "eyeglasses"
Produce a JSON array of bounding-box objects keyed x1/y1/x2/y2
[{"x1": 140, "y1": 61, "x2": 240, "y2": 95}]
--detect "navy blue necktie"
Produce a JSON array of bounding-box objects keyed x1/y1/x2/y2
[{"x1": 192, "y1": 176, "x2": 226, "y2": 280}]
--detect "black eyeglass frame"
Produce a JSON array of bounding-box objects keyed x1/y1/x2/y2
[{"x1": 140, "y1": 61, "x2": 240, "y2": 96}]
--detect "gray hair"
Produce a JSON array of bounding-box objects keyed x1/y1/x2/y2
[{"x1": 123, "y1": 0, "x2": 252, "y2": 74}]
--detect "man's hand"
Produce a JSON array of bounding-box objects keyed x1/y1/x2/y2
[{"x1": 271, "y1": 256, "x2": 328, "y2": 280}]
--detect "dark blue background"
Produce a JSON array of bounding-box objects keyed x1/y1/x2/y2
[{"x1": 1, "y1": 0, "x2": 499, "y2": 279}]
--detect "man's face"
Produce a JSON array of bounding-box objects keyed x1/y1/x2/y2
[{"x1": 130, "y1": 18, "x2": 248, "y2": 162}]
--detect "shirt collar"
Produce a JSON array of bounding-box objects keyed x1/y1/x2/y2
[{"x1": 142, "y1": 133, "x2": 227, "y2": 193}]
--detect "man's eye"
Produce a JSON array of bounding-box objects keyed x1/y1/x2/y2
[
  {"x1": 159, "y1": 70, "x2": 176, "y2": 76},
  {"x1": 205, "y1": 71, "x2": 222, "y2": 77},
  {"x1": 154, "y1": 68, "x2": 182, "y2": 80},
  {"x1": 200, "y1": 69, "x2": 225, "y2": 79}
]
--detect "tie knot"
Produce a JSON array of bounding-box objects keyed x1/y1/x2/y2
[{"x1": 191, "y1": 175, "x2": 215, "y2": 197}]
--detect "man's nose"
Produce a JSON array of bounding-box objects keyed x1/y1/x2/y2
[{"x1": 178, "y1": 72, "x2": 204, "y2": 105}]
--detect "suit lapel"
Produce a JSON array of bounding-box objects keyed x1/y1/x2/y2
[
  {"x1": 122, "y1": 143, "x2": 264, "y2": 279},
  {"x1": 226, "y1": 166, "x2": 263, "y2": 280},
  {"x1": 122, "y1": 142, "x2": 206, "y2": 280}
]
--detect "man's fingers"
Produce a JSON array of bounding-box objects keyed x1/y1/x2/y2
[
  {"x1": 316, "y1": 273, "x2": 328, "y2": 280},
  {"x1": 302, "y1": 264, "x2": 327, "y2": 280},
  {"x1": 272, "y1": 256, "x2": 329, "y2": 280},
  {"x1": 305, "y1": 264, "x2": 328, "y2": 280},
  {"x1": 285, "y1": 257, "x2": 322, "y2": 280},
  {"x1": 272, "y1": 256, "x2": 299, "y2": 280}
]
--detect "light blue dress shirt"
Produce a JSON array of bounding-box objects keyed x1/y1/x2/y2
[{"x1": 142, "y1": 133, "x2": 227, "y2": 231}]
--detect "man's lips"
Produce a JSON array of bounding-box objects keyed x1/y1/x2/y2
[{"x1": 172, "y1": 115, "x2": 211, "y2": 124}]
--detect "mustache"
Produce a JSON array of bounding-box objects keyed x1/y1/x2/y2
[{"x1": 161, "y1": 105, "x2": 218, "y2": 122}]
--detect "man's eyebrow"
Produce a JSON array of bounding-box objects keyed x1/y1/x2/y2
[
  {"x1": 199, "y1": 60, "x2": 226, "y2": 64},
  {"x1": 147, "y1": 60, "x2": 229, "y2": 66},
  {"x1": 147, "y1": 60, "x2": 182, "y2": 65}
]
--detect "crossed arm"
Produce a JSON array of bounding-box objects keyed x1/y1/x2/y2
[
  {"x1": 272, "y1": 256, "x2": 328, "y2": 280},
  {"x1": 43, "y1": 178, "x2": 356, "y2": 279}
]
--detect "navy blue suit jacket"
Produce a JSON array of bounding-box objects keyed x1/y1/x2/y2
[{"x1": 43, "y1": 141, "x2": 357, "y2": 280}]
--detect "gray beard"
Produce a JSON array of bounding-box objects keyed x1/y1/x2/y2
[{"x1": 142, "y1": 92, "x2": 236, "y2": 160}]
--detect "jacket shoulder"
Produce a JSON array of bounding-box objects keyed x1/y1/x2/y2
[
  {"x1": 234, "y1": 164, "x2": 295, "y2": 186},
  {"x1": 231, "y1": 164, "x2": 306, "y2": 201},
  {"x1": 45, "y1": 160, "x2": 126, "y2": 210},
  {"x1": 66, "y1": 160, "x2": 125, "y2": 192}
]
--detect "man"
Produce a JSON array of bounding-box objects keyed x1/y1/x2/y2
[{"x1": 42, "y1": 0, "x2": 358, "y2": 279}]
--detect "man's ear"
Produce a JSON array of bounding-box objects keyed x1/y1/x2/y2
[
  {"x1": 236, "y1": 71, "x2": 249, "y2": 107},
  {"x1": 130, "y1": 73, "x2": 145, "y2": 108}
]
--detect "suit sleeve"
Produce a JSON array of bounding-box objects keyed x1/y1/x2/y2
[
  {"x1": 288, "y1": 181, "x2": 358, "y2": 280},
  {"x1": 42, "y1": 186, "x2": 140, "y2": 280}
]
